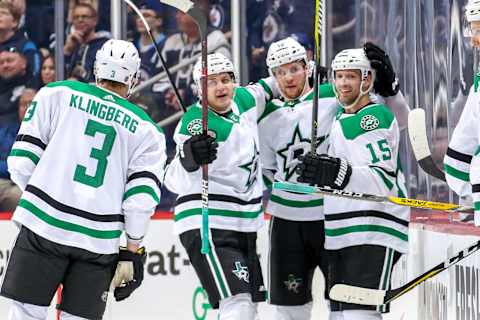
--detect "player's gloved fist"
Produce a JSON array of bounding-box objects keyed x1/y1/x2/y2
[
  {"x1": 180, "y1": 133, "x2": 218, "y2": 172},
  {"x1": 112, "y1": 247, "x2": 147, "y2": 301},
  {"x1": 364, "y1": 42, "x2": 399, "y2": 97},
  {"x1": 296, "y1": 152, "x2": 352, "y2": 190}
]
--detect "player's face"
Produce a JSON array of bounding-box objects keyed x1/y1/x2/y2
[
  {"x1": 206, "y1": 72, "x2": 235, "y2": 113},
  {"x1": 334, "y1": 69, "x2": 363, "y2": 106},
  {"x1": 470, "y1": 21, "x2": 480, "y2": 48},
  {"x1": 273, "y1": 61, "x2": 307, "y2": 100}
]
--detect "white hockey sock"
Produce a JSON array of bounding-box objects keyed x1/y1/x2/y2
[
  {"x1": 219, "y1": 293, "x2": 257, "y2": 320},
  {"x1": 272, "y1": 302, "x2": 313, "y2": 320},
  {"x1": 8, "y1": 300, "x2": 48, "y2": 320},
  {"x1": 342, "y1": 309, "x2": 382, "y2": 320},
  {"x1": 59, "y1": 311, "x2": 91, "y2": 320}
]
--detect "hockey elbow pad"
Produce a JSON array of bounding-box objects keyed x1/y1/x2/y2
[{"x1": 113, "y1": 247, "x2": 147, "y2": 301}]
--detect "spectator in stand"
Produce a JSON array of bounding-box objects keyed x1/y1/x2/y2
[
  {"x1": 0, "y1": 2, "x2": 40, "y2": 77},
  {"x1": 18, "y1": 88, "x2": 36, "y2": 121},
  {"x1": 133, "y1": 1, "x2": 167, "y2": 81},
  {"x1": 0, "y1": 49, "x2": 28, "y2": 212},
  {"x1": 161, "y1": 0, "x2": 230, "y2": 109},
  {"x1": 25, "y1": 1, "x2": 54, "y2": 50},
  {"x1": 39, "y1": 54, "x2": 55, "y2": 86},
  {"x1": 64, "y1": 3, "x2": 110, "y2": 83}
]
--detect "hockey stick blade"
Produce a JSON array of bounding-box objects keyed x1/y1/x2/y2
[
  {"x1": 273, "y1": 181, "x2": 473, "y2": 213},
  {"x1": 330, "y1": 239, "x2": 480, "y2": 305},
  {"x1": 408, "y1": 108, "x2": 446, "y2": 181}
]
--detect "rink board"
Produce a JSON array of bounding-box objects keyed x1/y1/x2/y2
[{"x1": 0, "y1": 212, "x2": 479, "y2": 319}]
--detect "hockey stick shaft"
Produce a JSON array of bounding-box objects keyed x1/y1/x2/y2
[
  {"x1": 330, "y1": 240, "x2": 480, "y2": 305},
  {"x1": 273, "y1": 181, "x2": 473, "y2": 213},
  {"x1": 310, "y1": 0, "x2": 323, "y2": 153},
  {"x1": 159, "y1": 0, "x2": 210, "y2": 254},
  {"x1": 124, "y1": 0, "x2": 187, "y2": 112},
  {"x1": 408, "y1": 108, "x2": 446, "y2": 181}
]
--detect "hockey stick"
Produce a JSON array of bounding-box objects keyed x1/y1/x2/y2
[
  {"x1": 159, "y1": 0, "x2": 210, "y2": 254},
  {"x1": 273, "y1": 181, "x2": 474, "y2": 213},
  {"x1": 310, "y1": 0, "x2": 324, "y2": 153},
  {"x1": 123, "y1": 0, "x2": 187, "y2": 112},
  {"x1": 408, "y1": 108, "x2": 446, "y2": 181},
  {"x1": 329, "y1": 239, "x2": 480, "y2": 305}
]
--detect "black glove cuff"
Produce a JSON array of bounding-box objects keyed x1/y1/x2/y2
[
  {"x1": 332, "y1": 158, "x2": 352, "y2": 190},
  {"x1": 179, "y1": 141, "x2": 200, "y2": 172}
]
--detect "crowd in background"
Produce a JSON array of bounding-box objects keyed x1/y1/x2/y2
[{"x1": 0, "y1": 0, "x2": 319, "y2": 211}]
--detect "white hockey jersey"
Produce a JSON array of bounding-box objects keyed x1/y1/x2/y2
[
  {"x1": 164, "y1": 80, "x2": 276, "y2": 235},
  {"x1": 8, "y1": 80, "x2": 167, "y2": 254},
  {"x1": 324, "y1": 103, "x2": 410, "y2": 253},
  {"x1": 258, "y1": 83, "x2": 338, "y2": 221}
]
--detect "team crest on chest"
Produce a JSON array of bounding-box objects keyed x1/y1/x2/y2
[
  {"x1": 360, "y1": 115, "x2": 379, "y2": 131},
  {"x1": 187, "y1": 119, "x2": 203, "y2": 135}
]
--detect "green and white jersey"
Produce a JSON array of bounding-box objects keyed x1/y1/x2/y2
[
  {"x1": 164, "y1": 80, "x2": 276, "y2": 235},
  {"x1": 8, "y1": 80, "x2": 167, "y2": 254},
  {"x1": 324, "y1": 104, "x2": 409, "y2": 253},
  {"x1": 258, "y1": 83, "x2": 337, "y2": 221},
  {"x1": 444, "y1": 86, "x2": 479, "y2": 197}
]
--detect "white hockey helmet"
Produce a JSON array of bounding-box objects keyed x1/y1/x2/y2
[
  {"x1": 192, "y1": 53, "x2": 237, "y2": 94},
  {"x1": 266, "y1": 37, "x2": 308, "y2": 75},
  {"x1": 464, "y1": 0, "x2": 480, "y2": 37},
  {"x1": 94, "y1": 39, "x2": 141, "y2": 96},
  {"x1": 331, "y1": 48, "x2": 375, "y2": 109}
]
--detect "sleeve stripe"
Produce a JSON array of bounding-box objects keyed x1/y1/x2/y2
[
  {"x1": 9, "y1": 149, "x2": 40, "y2": 165},
  {"x1": 447, "y1": 147, "x2": 473, "y2": 164},
  {"x1": 16, "y1": 134, "x2": 47, "y2": 150},
  {"x1": 123, "y1": 185, "x2": 160, "y2": 203},
  {"x1": 127, "y1": 171, "x2": 162, "y2": 189},
  {"x1": 258, "y1": 79, "x2": 273, "y2": 100},
  {"x1": 371, "y1": 167, "x2": 394, "y2": 190},
  {"x1": 472, "y1": 184, "x2": 480, "y2": 193},
  {"x1": 444, "y1": 164, "x2": 470, "y2": 182}
]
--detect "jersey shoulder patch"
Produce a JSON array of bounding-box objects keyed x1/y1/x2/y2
[
  {"x1": 338, "y1": 104, "x2": 394, "y2": 140},
  {"x1": 179, "y1": 104, "x2": 234, "y2": 142}
]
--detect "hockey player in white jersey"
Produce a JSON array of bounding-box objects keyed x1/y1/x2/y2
[
  {"x1": 258, "y1": 37, "x2": 409, "y2": 320},
  {"x1": 0, "y1": 39, "x2": 167, "y2": 319},
  {"x1": 164, "y1": 53, "x2": 277, "y2": 320},
  {"x1": 297, "y1": 48, "x2": 409, "y2": 320},
  {"x1": 444, "y1": 0, "x2": 480, "y2": 226}
]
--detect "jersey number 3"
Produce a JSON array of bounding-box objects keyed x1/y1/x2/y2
[{"x1": 74, "y1": 119, "x2": 116, "y2": 187}]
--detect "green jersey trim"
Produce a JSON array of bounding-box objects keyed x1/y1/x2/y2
[
  {"x1": 325, "y1": 224, "x2": 408, "y2": 242},
  {"x1": 303, "y1": 83, "x2": 336, "y2": 101},
  {"x1": 47, "y1": 80, "x2": 163, "y2": 134},
  {"x1": 123, "y1": 185, "x2": 160, "y2": 204},
  {"x1": 258, "y1": 101, "x2": 282, "y2": 123},
  {"x1": 258, "y1": 79, "x2": 273, "y2": 99},
  {"x1": 444, "y1": 164, "x2": 469, "y2": 182},
  {"x1": 9, "y1": 148, "x2": 40, "y2": 165},
  {"x1": 19, "y1": 199, "x2": 122, "y2": 239},
  {"x1": 338, "y1": 104, "x2": 394, "y2": 140},
  {"x1": 270, "y1": 194, "x2": 323, "y2": 208},
  {"x1": 234, "y1": 87, "x2": 256, "y2": 114},
  {"x1": 175, "y1": 207, "x2": 262, "y2": 221},
  {"x1": 371, "y1": 167, "x2": 394, "y2": 190}
]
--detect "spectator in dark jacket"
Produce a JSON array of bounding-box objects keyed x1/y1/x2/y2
[
  {"x1": 0, "y1": 2, "x2": 40, "y2": 77},
  {"x1": 64, "y1": 3, "x2": 110, "y2": 83}
]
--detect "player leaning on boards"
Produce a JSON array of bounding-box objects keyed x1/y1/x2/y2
[
  {"x1": 258, "y1": 37, "x2": 410, "y2": 320},
  {"x1": 444, "y1": 0, "x2": 480, "y2": 226},
  {"x1": 0, "y1": 39, "x2": 167, "y2": 320},
  {"x1": 163, "y1": 53, "x2": 277, "y2": 320},
  {"x1": 297, "y1": 48, "x2": 409, "y2": 320}
]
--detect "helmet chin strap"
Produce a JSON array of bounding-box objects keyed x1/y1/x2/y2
[{"x1": 333, "y1": 78, "x2": 374, "y2": 112}]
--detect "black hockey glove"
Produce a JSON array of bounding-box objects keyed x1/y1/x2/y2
[
  {"x1": 180, "y1": 134, "x2": 218, "y2": 172},
  {"x1": 296, "y1": 153, "x2": 352, "y2": 190},
  {"x1": 113, "y1": 247, "x2": 147, "y2": 302},
  {"x1": 364, "y1": 42, "x2": 400, "y2": 97}
]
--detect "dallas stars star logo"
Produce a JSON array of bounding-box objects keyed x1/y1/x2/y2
[
  {"x1": 284, "y1": 274, "x2": 302, "y2": 293},
  {"x1": 232, "y1": 261, "x2": 249, "y2": 283},
  {"x1": 239, "y1": 144, "x2": 259, "y2": 189},
  {"x1": 277, "y1": 124, "x2": 327, "y2": 181}
]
